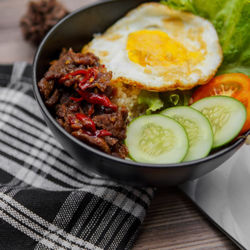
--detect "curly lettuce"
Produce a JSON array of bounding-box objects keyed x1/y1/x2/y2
[
  {"x1": 160, "y1": 90, "x2": 192, "y2": 107},
  {"x1": 138, "y1": 91, "x2": 164, "y2": 114},
  {"x1": 161, "y1": 0, "x2": 250, "y2": 76},
  {"x1": 138, "y1": 90, "x2": 191, "y2": 114}
]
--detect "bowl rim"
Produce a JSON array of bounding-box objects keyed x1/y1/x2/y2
[{"x1": 33, "y1": 0, "x2": 250, "y2": 169}]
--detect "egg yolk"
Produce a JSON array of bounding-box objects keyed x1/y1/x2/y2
[{"x1": 126, "y1": 30, "x2": 203, "y2": 67}]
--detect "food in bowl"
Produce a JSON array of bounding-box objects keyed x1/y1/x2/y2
[
  {"x1": 38, "y1": 49, "x2": 129, "y2": 158},
  {"x1": 83, "y1": 3, "x2": 222, "y2": 91},
  {"x1": 38, "y1": 2, "x2": 250, "y2": 164}
]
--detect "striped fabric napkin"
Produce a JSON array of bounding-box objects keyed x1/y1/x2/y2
[{"x1": 0, "y1": 63, "x2": 154, "y2": 250}]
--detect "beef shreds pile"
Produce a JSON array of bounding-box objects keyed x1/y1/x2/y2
[
  {"x1": 20, "y1": 0, "x2": 69, "y2": 45},
  {"x1": 38, "y1": 49, "x2": 129, "y2": 158}
]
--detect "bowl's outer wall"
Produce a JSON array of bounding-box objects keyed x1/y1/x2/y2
[
  {"x1": 37, "y1": 107, "x2": 244, "y2": 187},
  {"x1": 34, "y1": 0, "x2": 246, "y2": 187}
]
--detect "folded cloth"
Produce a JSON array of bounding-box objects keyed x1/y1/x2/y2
[{"x1": 0, "y1": 63, "x2": 154, "y2": 250}]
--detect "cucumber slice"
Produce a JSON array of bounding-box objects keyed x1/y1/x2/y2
[
  {"x1": 191, "y1": 96, "x2": 247, "y2": 148},
  {"x1": 125, "y1": 114, "x2": 189, "y2": 164},
  {"x1": 161, "y1": 106, "x2": 213, "y2": 161}
]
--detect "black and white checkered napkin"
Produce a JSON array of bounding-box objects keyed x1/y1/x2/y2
[{"x1": 0, "y1": 63, "x2": 154, "y2": 250}]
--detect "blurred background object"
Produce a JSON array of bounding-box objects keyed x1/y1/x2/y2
[
  {"x1": 0, "y1": 0, "x2": 99, "y2": 63},
  {"x1": 20, "y1": 0, "x2": 69, "y2": 45}
]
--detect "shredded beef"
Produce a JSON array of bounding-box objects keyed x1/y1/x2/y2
[
  {"x1": 72, "y1": 130, "x2": 110, "y2": 154},
  {"x1": 45, "y1": 89, "x2": 60, "y2": 107},
  {"x1": 112, "y1": 142, "x2": 129, "y2": 159},
  {"x1": 38, "y1": 49, "x2": 128, "y2": 158},
  {"x1": 38, "y1": 78, "x2": 54, "y2": 99},
  {"x1": 105, "y1": 136, "x2": 118, "y2": 147},
  {"x1": 44, "y1": 49, "x2": 99, "y2": 81},
  {"x1": 93, "y1": 68, "x2": 113, "y2": 92},
  {"x1": 93, "y1": 107, "x2": 128, "y2": 140},
  {"x1": 71, "y1": 52, "x2": 100, "y2": 66}
]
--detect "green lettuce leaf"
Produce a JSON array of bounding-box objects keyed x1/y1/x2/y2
[
  {"x1": 161, "y1": 0, "x2": 250, "y2": 76},
  {"x1": 162, "y1": 0, "x2": 198, "y2": 13},
  {"x1": 160, "y1": 90, "x2": 192, "y2": 107},
  {"x1": 138, "y1": 90, "x2": 164, "y2": 114},
  {"x1": 138, "y1": 90, "x2": 191, "y2": 114}
]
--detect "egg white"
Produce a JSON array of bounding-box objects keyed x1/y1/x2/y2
[{"x1": 83, "y1": 2, "x2": 223, "y2": 91}]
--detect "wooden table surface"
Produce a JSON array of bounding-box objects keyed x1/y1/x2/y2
[{"x1": 0, "y1": 0, "x2": 238, "y2": 249}]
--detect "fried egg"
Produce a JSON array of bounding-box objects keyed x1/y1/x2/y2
[{"x1": 83, "y1": 3, "x2": 223, "y2": 91}]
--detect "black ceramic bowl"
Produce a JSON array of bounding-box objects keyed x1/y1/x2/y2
[{"x1": 33, "y1": 0, "x2": 249, "y2": 187}]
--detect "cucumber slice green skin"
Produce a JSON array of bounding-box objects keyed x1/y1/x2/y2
[
  {"x1": 161, "y1": 106, "x2": 213, "y2": 162},
  {"x1": 125, "y1": 114, "x2": 189, "y2": 164},
  {"x1": 191, "y1": 96, "x2": 247, "y2": 149}
]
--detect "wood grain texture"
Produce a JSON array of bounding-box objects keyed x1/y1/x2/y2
[
  {"x1": 134, "y1": 189, "x2": 236, "y2": 249},
  {"x1": 0, "y1": 0, "x2": 238, "y2": 249}
]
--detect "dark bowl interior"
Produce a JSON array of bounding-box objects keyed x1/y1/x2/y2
[{"x1": 33, "y1": 0, "x2": 249, "y2": 187}]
